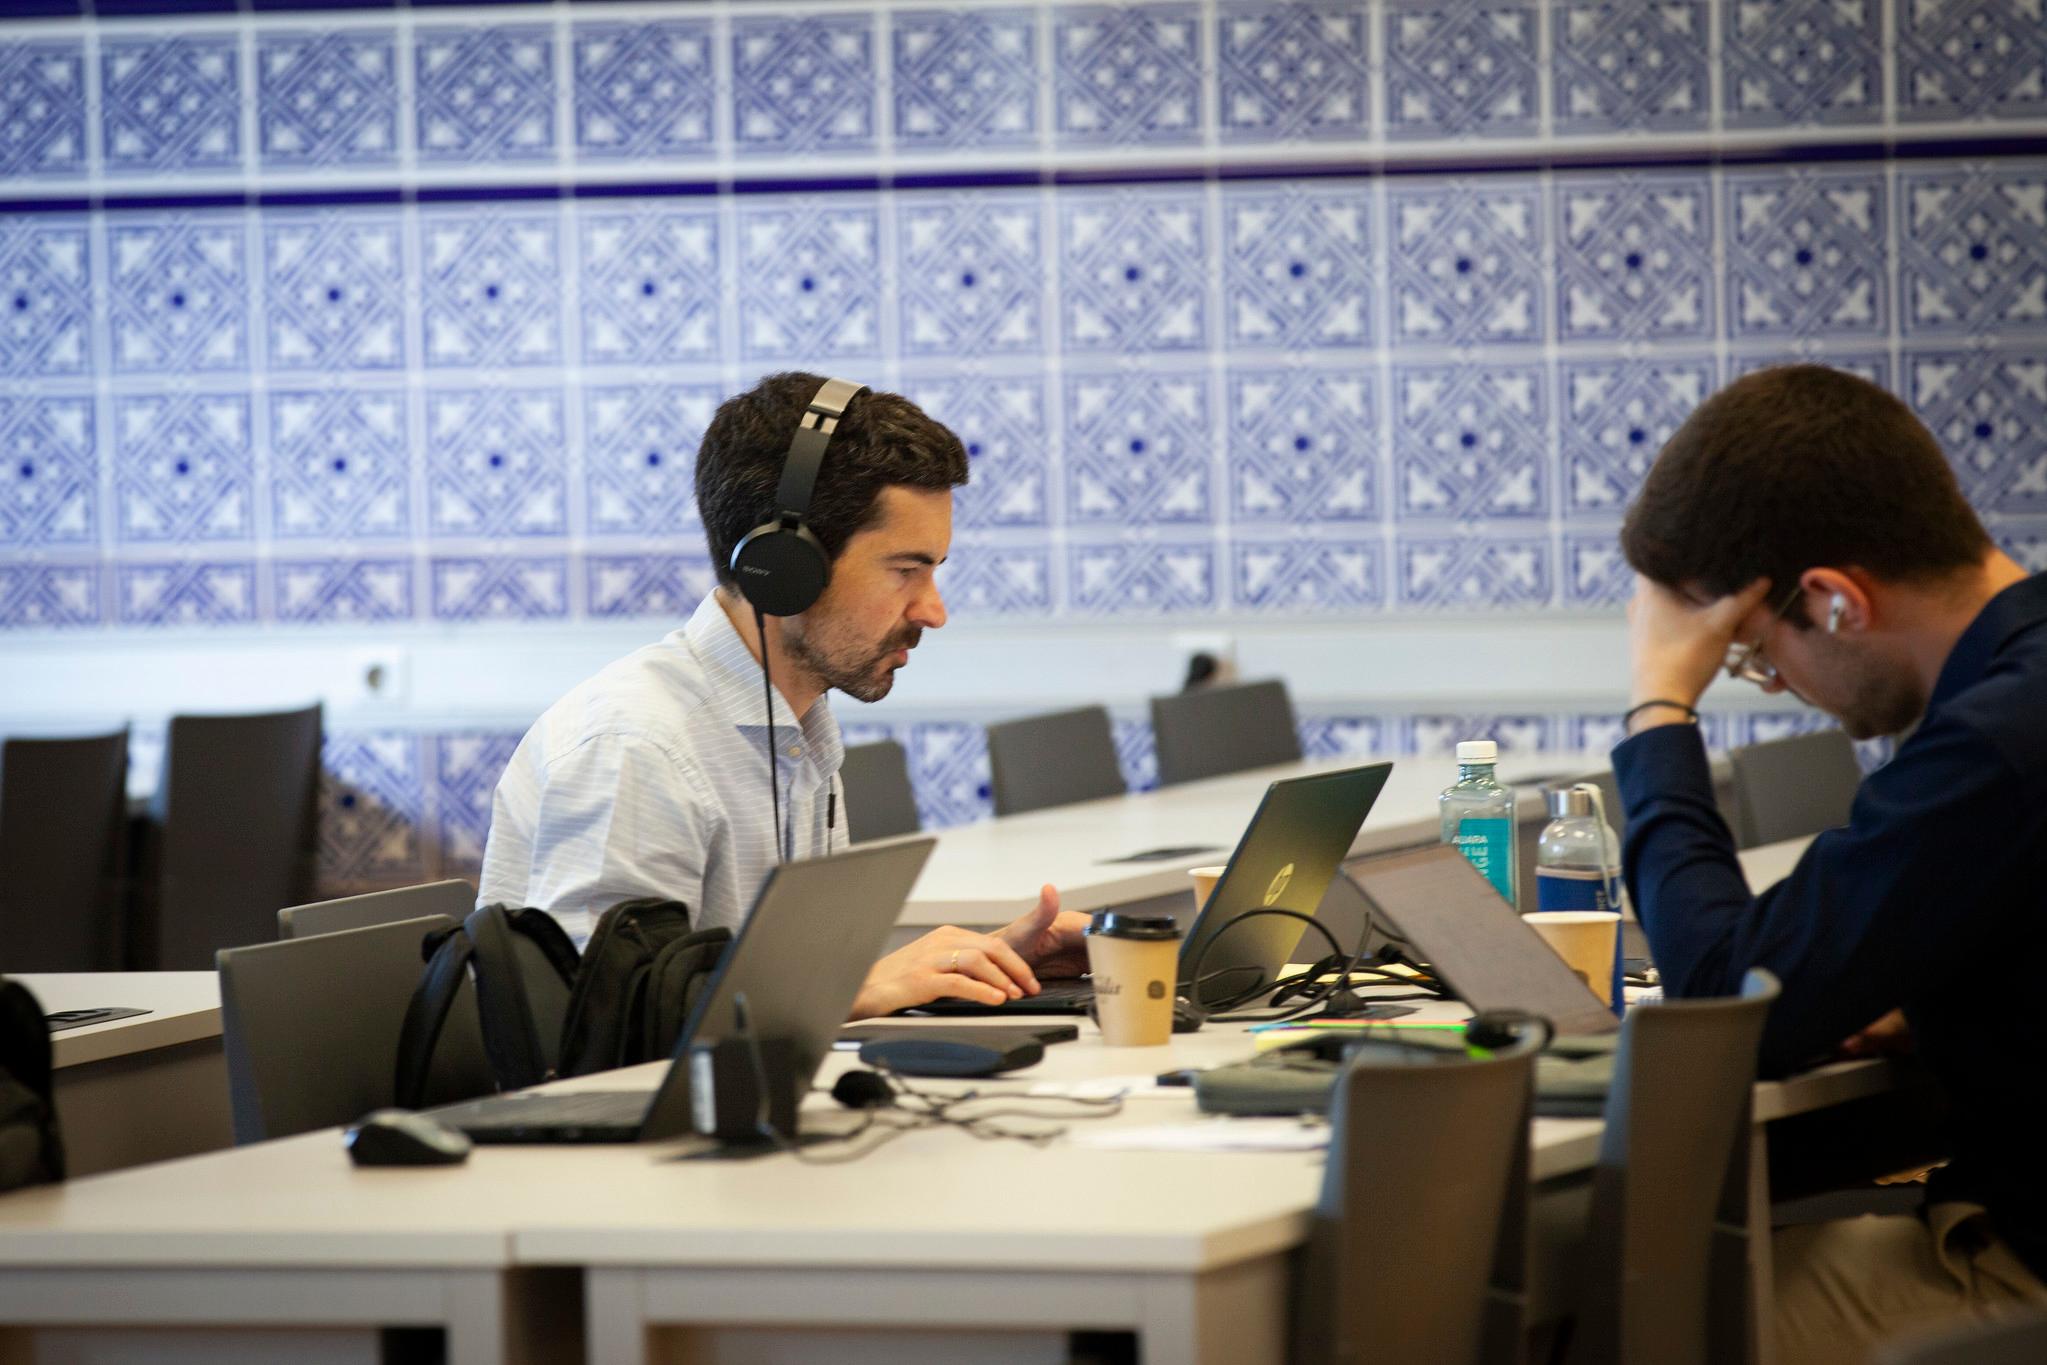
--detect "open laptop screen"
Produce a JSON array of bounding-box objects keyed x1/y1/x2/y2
[{"x1": 1343, "y1": 844, "x2": 1619, "y2": 1036}]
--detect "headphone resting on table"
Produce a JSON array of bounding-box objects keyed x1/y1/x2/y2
[{"x1": 730, "y1": 377, "x2": 871, "y2": 618}]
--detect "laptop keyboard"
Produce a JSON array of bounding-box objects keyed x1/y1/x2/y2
[{"x1": 430, "y1": 1089, "x2": 646, "y2": 1132}]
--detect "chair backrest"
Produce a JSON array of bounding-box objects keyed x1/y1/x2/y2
[
  {"x1": 0, "y1": 731, "x2": 129, "y2": 971},
  {"x1": 1875, "y1": 1307, "x2": 2047, "y2": 1365},
  {"x1": 1295, "y1": 1030, "x2": 1541, "y2": 1365},
  {"x1": 1149, "y1": 680, "x2": 1302, "y2": 787},
  {"x1": 152, "y1": 704, "x2": 323, "y2": 970},
  {"x1": 1579, "y1": 969, "x2": 1781, "y2": 1365},
  {"x1": 985, "y1": 706, "x2": 1126, "y2": 816},
  {"x1": 278, "y1": 879, "x2": 477, "y2": 939},
  {"x1": 217, "y1": 913, "x2": 494, "y2": 1144},
  {"x1": 1728, "y1": 729, "x2": 1862, "y2": 849},
  {"x1": 838, "y1": 740, "x2": 921, "y2": 843}
]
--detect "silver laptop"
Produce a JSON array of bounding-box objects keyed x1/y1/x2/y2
[{"x1": 428, "y1": 837, "x2": 936, "y2": 1143}]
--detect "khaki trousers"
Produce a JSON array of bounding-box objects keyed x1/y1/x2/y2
[{"x1": 1773, "y1": 1203, "x2": 2047, "y2": 1365}]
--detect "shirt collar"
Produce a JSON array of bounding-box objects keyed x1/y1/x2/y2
[
  {"x1": 682, "y1": 593, "x2": 844, "y2": 773},
  {"x1": 1928, "y1": 572, "x2": 2047, "y2": 713}
]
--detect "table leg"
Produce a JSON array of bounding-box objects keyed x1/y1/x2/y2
[
  {"x1": 1136, "y1": 1255, "x2": 1288, "y2": 1365},
  {"x1": 587, "y1": 1269, "x2": 651, "y2": 1365}
]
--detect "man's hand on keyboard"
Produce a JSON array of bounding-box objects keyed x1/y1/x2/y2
[{"x1": 847, "y1": 924, "x2": 1041, "y2": 1020}]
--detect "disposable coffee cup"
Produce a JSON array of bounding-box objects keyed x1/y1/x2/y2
[
  {"x1": 1522, "y1": 912, "x2": 1622, "y2": 1007},
  {"x1": 1188, "y1": 865, "x2": 1227, "y2": 913},
  {"x1": 1086, "y1": 911, "x2": 1182, "y2": 1046}
]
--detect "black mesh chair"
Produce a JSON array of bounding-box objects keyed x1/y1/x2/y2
[
  {"x1": 278, "y1": 879, "x2": 477, "y2": 939},
  {"x1": 0, "y1": 731, "x2": 130, "y2": 971},
  {"x1": 1729, "y1": 729, "x2": 1863, "y2": 850},
  {"x1": 1292, "y1": 1025, "x2": 1543, "y2": 1364},
  {"x1": 985, "y1": 705, "x2": 1126, "y2": 816},
  {"x1": 1149, "y1": 679, "x2": 1301, "y2": 787},
  {"x1": 140, "y1": 704, "x2": 322, "y2": 970},
  {"x1": 217, "y1": 914, "x2": 494, "y2": 1144},
  {"x1": 838, "y1": 741, "x2": 921, "y2": 843},
  {"x1": 1575, "y1": 969, "x2": 1781, "y2": 1365}
]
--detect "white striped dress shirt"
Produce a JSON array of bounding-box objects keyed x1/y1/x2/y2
[{"x1": 478, "y1": 593, "x2": 844, "y2": 947}]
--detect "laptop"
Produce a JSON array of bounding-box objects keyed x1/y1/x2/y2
[
  {"x1": 1342, "y1": 843, "x2": 1621, "y2": 1037},
  {"x1": 919, "y1": 763, "x2": 1394, "y2": 1016},
  {"x1": 426, "y1": 837, "x2": 936, "y2": 1144}
]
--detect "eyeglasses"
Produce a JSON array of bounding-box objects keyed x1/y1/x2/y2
[{"x1": 1724, "y1": 586, "x2": 1803, "y2": 686}]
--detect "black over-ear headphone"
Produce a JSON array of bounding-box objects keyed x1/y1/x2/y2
[{"x1": 729, "y1": 377, "x2": 870, "y2": 618}]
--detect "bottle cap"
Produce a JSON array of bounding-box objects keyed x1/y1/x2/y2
[
  {"x1": 1455, "y1": 740, "x2": 1498, "y2": 763},
  {"x1": 1547, "y1": 787, "x2": 1595, "y2": 819}
]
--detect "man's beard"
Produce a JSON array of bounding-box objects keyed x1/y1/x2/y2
[
  {"x1": 1801, "y1": 636, "x2": 1923, "y2": 740},
  {"x1": 785, "y1": 622, "x2": 923, "y2": 703}
]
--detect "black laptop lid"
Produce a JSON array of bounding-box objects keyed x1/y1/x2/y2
[
  {"x1": 1178, "y1": 763, "x2": 1393, "y2": 1008},
  {"x1": 638, "y1": 836, "x2": 936, "y2": 1139},
  {"x1": 1343, "y1": 844, "x2": 1619, "y2": 1036}
]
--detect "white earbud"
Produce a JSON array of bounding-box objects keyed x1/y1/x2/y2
[{"x1": 1826, "y1": 594, "x2": 1847, "y2": 634}]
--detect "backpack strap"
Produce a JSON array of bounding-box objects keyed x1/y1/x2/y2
[
  {"x1": 462, "y1": 905, "x2": 555, "y2": 1093},
  {"x1": 393, "y1": 928, "x2": 474, "y2": 1110},
  {"x1": 503, "y1": 907, "x2": 580, "y2": 987}
]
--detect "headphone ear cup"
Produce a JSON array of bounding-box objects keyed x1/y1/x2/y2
[{"x1": 730, "y1": 522, "x2": 829, "y2": 617}]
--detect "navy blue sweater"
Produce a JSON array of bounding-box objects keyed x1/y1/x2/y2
[{"x1": 1614, "y1": 573, "x2": 2047, "y2": 1278}]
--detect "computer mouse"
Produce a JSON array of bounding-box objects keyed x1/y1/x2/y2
[
  {"x1": 1172, "y1": 996, "x2": 1205, "y2": 1033},
  {"x1": 345, "y1": 1109, "x2": 472, "y2": 1167}
]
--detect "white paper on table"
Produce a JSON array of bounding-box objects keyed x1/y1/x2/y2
[
  {"x1": 1066, "y1": 1117, "x2": 1329, "y2": 1153},
  {"x1": 1025, "y1": 1075, "x2": 1175, "y2": 1100}
]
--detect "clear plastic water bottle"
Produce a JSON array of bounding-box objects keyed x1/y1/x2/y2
[
  {"x1": 1440, "y1": 741, "x2": 1517, "y2": 907},
  {"x1": 1535, "y1": 784, "x2": 1625, "y2": 1014}
]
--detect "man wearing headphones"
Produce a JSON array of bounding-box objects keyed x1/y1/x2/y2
[
  {"x1": 479, "y1": 372, "x2": 1089, "y2": 1020},
  {"x1": 1611, "y1": 365, "x2": 2047, "y2": 1362}
]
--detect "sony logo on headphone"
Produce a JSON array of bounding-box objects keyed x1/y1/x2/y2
[{"x1": 739, "y1": 565, "x2": 771, "y2": 576}]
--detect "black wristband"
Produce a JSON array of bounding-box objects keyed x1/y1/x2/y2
[{"x1": 1624, "y1": 699, "x2": 1700, "y2": 728}]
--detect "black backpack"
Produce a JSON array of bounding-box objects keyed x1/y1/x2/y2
[
  {"x1": 394, "y1": 899, "x2": 730, "y2": 1108},
  {"x1": 0, "y1": 978, "x2": 64, "y2": 1192}
]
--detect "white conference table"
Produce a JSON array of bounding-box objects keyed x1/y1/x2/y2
[
  {"x1": 18, "y1": 971, "x2": 231, "y2": 1175},
  {"x1": 899, "y1": 752, "x2": 1605, "y2": 930}
]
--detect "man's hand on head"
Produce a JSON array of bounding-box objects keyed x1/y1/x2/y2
[
  {"x1": 997, "y1": 885, "x2": 1091, "y2": 980},
  {"x1": 846, "y1": 924, "x2": 1043, "y2": 1020},
  {"x1": 1627, "y1": 576, "x2": 1774, "y2": 730}
]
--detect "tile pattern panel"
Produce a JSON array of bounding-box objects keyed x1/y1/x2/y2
[{"x1": 1, "y1": 0, "x2": 2041, "y2": 853}]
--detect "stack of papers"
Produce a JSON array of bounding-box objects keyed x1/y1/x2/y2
[{"x1": 1067, "y1": 1118, "x2": 1328, "y2": 1153}]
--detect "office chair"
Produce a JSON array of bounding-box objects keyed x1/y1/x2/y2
[
  {"x1": 1149, "y1": 680, "x2": 1302, "y2": 787},
  {"x1": 985, "y1": 705, "x2": 1127, "y2": 816},
  {"x1": 278, "y1": 879, "x2": 477, "y2": 939},
  {"x1": 217, "y1": 915, "x2": 494, "y2": 1144},
  {"x1": 838, "y1": 740, "x2": 921, "y2": 843},
  {"x1": 1728, "y1": 730, "x2": 1863, "y2": 850},
  {"x1": 0, "y1": 730, "x2": 130, "y2": 971},
  {"x1": 140, "y1": 704, "x2": 323, "y2": 969},
  {"x1": 1574, "y1": 969, "x2": 1781, "y2": 1365},
  {"x1": 1874, "y1": 1308, "x2": 2047, "y2": 1365},
  {"x1": 1293, "y1": 1025, "x2": 1544, "y2": 1365}
]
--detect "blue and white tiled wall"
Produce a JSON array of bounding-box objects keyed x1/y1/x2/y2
[{"x1": 2, "y1": 0, "x2": 2041, "y2": 892}]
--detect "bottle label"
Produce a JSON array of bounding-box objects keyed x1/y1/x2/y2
[
  {"x1": 1536, "y1": 865, "x2": 1614, "y2": 914},
  {"x1": 1451, "y1": 818, "x2": 1515, "y2": 904}
]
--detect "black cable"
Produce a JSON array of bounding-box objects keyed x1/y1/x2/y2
[
  {"x1": 1182, "y1": 906, "x2": 1348, "y2": 1020},
  {"x1": 753, "y1": 604, "x2": 787, "y2": 864}
]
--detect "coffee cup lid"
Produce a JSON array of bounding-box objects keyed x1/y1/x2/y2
[{"x1": 1086, "y1": 911, "x2": 1181, "y2": 941}]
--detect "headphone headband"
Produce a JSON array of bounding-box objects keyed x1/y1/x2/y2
[{"x1": 774, "y1": 377, "x2": 868, "y2": 521}]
